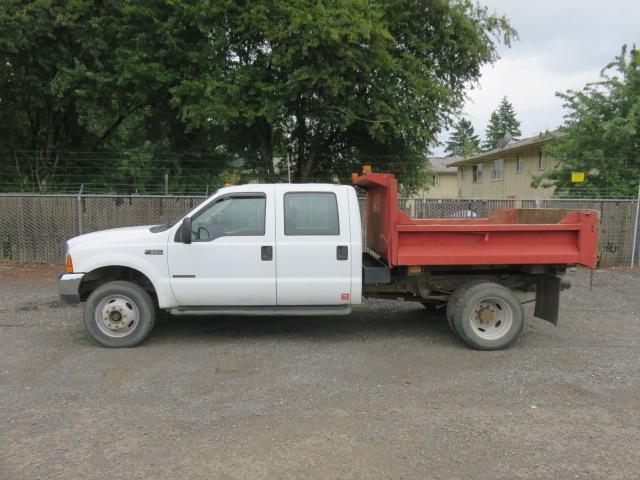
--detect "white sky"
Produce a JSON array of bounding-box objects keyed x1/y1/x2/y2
[{"x1": 434, "y1": 0, "x2": 640, "y2": 155}]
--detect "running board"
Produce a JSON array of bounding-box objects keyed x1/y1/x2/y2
[{"x1": 169, "y1": 305, "x2": 352, "y2": 316}]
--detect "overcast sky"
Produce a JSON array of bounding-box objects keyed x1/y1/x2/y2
[{"x1": 434, "y1": 0, "x2": 640, "y2": 155}]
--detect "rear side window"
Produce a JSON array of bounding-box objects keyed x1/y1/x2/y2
[{"x1": 284, "y1": 192, "x2": 339, "y2": 236}]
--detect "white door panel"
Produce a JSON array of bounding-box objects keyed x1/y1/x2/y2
[
  {"x1": 276, "y1": 242, "x2": 351, "y2": 305},
  {"x1": 275, "y1": 186, "x2": 352, "y2": 306},
  {"x1": 169, "y1": 239, "x2": 275, "y2": 305},
  {"x1": 168, "y1": 187, "x2": 276, "y2": 306}
]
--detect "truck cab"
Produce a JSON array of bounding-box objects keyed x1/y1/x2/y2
[
  {"x1": 167, "y1": 183, "x2": 362, "y2": 309},
  {"x1": 59, "y1": 183, "x2": 363, "y2": 347}
]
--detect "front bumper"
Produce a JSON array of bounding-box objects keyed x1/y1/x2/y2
[{"x1": 58, "y1": 273, "x2": 84, "y2": 304}]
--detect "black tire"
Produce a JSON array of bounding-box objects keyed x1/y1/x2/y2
[
  {"x1": 451, "y1": 282, "x2": 525, "y2": 351},
  {"x1": 84, "y1": 280, "x2": 156, "y2": 348},
  {"x1": 445, "y1": 281, "x2": 483, "y2": 334}
]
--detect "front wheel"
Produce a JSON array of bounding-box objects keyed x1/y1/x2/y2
[
  {"x1": 451, "y1": 283, "x2": 524, "y2": 350},
  {"x1": 84, "y1": 281, "x2": 156, "y2": 348}
]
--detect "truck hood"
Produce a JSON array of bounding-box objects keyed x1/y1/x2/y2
[{"x1": 67, "y1": 225, "x2": 169, "y2": 249}]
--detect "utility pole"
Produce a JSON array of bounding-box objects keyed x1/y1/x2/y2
[
  {"x1": 287, "y1": 154, "x2": 291, "y2": 183},
  {"x1": 164, "y1": 171, "x2": 169, "y2": 195},
  {"x1": 631, "y1": 178, "x2": 640, "y2": 268}
]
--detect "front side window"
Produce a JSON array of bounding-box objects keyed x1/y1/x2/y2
[
  {"x1": 432, "y1": 174, "x2": 440, "y2": 187},
  {"x1": 460, "y1": 167, "x2": 465, "y2": 181},
  {"x1": 284, "y1": 192, "x2": 339, "y2": 235},
  {"x1": 191, "y1": 195, "x2": 266, "y2": 241}
]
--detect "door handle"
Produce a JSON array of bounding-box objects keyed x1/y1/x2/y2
[
  {"x1": 337, "y1": 245, "x2": 348, "y2": 261},
  {"x1": 261, "y1": 245, "x2": 273, "y2": 261}
]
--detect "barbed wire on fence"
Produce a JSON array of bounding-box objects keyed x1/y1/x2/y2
[{"x1": 3, "y1": 149, "x2": 639, "y2": 198}]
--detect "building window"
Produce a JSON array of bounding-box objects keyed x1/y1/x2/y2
[
  {"x1": 284, "y1": 192, "x2": 339, "y2": 236},
  {"x1": 472, "y1": 164, "x2": 483, "y2": 183},
  {"x1": 460, "y1": 167, "x2": 464, "y2": 181},
  {"x1": 491, "y1": 159, "x2": 504, "y2": 181},
  {"x1": 516, "y1": 154, "x2": 523, "y2": 174},
  {"x1": 538, "y1": 151, "x2": 546, "y2": 170},
  {"x1": 432, "y1": 174, "x2": 440, "y2": 187}
]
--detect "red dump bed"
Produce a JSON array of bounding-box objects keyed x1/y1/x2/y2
[{"x1": 353, "y1": 172, "x2": 599, "y2": 268}]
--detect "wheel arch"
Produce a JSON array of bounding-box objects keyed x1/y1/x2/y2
[{"x1": 79, "y1": 265, "x2": 159, "y2": 305}]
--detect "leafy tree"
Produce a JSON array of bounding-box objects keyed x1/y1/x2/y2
[
  {"x1": 483, "y1": 96, "x2": 521, "y2": 150},
  {"x1": 173, "y1": 0, "x2": 516, "y2": 189},
  {"x1": 1, "y1": 0, "x2": 517, "y2": 192},
  {"x1": 445, "y1": 118, "x2": 480, "y2": 156},
  {"x1": 0, "y1": 1, "x2": 231, "y2": 193},
  {"x1": 0, "y1": 1, "x2": 120, "y2": 190},
  {"x1": 534, "y1": 46, "x2": 640, "y2": 198}
]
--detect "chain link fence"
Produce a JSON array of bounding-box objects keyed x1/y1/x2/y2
[{"x1": 1, "y1": 193, "x2": 638, "y2": 267}]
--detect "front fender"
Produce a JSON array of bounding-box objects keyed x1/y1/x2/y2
[{"x1": 74, "y1": 250, "x2": 178, "y2": 309}]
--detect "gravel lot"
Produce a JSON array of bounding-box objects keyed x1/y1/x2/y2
[{"x1": 1, "y1": 262, "x2": 639, "y2": 479}]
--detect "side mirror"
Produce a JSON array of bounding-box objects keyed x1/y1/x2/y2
[{"x1": 181, "y1": 217, "x2": 192, "y2": 244}]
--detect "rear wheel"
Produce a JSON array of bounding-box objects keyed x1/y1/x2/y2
[
  {"x1": 84, "y1": 281, "x2": 156, "y2": 348},
  {"x1": 451, "y1": 283, "x2": 524, "y2": 350},
  {"x1": 446, "y1": 281, "x2": 483, "y2": 334}
]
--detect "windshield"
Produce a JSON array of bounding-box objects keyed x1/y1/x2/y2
[{"x1": 148, "y1": 189, "x2": 219, "y2": 233}]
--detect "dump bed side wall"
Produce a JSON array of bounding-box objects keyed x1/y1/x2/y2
[
  {"x1": 354, "y1": 173, "x2": 599, "y2": 269},
  {"x1": 394, "y1": 210, "x2": 599, "y2": 267},
  {"x1": 396, "y1": 229, "x2": 583, "y2": 266}
]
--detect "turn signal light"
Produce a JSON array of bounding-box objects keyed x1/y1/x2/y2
[
  {"x1": 65, "y1": 253, "x2": 74, "y2": 273},
  {"x1": 351, "y1": 172, "x2": 359, "y2": 182},
  {"x1": 362, "y1": 165, "x2": 372, "y2": 173}
]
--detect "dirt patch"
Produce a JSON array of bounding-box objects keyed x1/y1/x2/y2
[{"x1": 0, "y1": 260, "x2": 63, "y2": 284}]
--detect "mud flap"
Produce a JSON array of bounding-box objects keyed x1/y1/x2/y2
[{"x1": 534, "y1": 275, "x2": 561, "y2": 325}]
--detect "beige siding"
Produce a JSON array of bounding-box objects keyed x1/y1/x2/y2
[
  {"x1": 419, "y1": 172, "x2": 457, "y2": 198},
  {"x1": 457, "y1": 147, "x2": 557, "y2": 198}
]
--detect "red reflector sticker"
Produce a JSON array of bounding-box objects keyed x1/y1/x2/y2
[{"x1": 341, "y1": 293, "x2": 350, "y2": 301}]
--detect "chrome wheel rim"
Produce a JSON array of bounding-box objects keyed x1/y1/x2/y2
[
  {"x1": 95, "y1": 294, "x2": 139, "y2": 338},
  {"x1": 469, "y1": 297, "x2": 513, "y2": 340}
]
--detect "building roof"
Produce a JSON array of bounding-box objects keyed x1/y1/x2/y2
[
  {"x1": 427, "y1": 156, "x2": 459, "y2": 173},
  {"x1": 447, "y1": 130, "x2": 560, "y2": 167}
]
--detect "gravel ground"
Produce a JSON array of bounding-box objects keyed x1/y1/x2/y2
[{"x1": 1, "y1": 263, "x2": 639, "y2": 479}]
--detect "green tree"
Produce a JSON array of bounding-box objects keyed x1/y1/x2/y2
[
  {"x1": 535, "y1": 46, "x2": 640, "y2": 198},
  {"x1": 1, "y1": 0, "x2": 517, "y2": 192},
  {"x1": 0, "y1": 0, "x2": 231, "y2": 193},
  {"x1": 445, "y1": 118, "x2": 480, "y2": 156},
  {"x1": 483, "y1": 96, "x2": 521, "y2": 150},
  {"x1": 173, "y1": 0, "x2": 516, "y2": 189},
  {"x1": 0, "y1": 1, "x2": 121, "y2": 190}
]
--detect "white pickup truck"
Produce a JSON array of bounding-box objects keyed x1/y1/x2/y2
[{"x1": 58, "y1": 172, "x2": 598, "y2": 350}]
